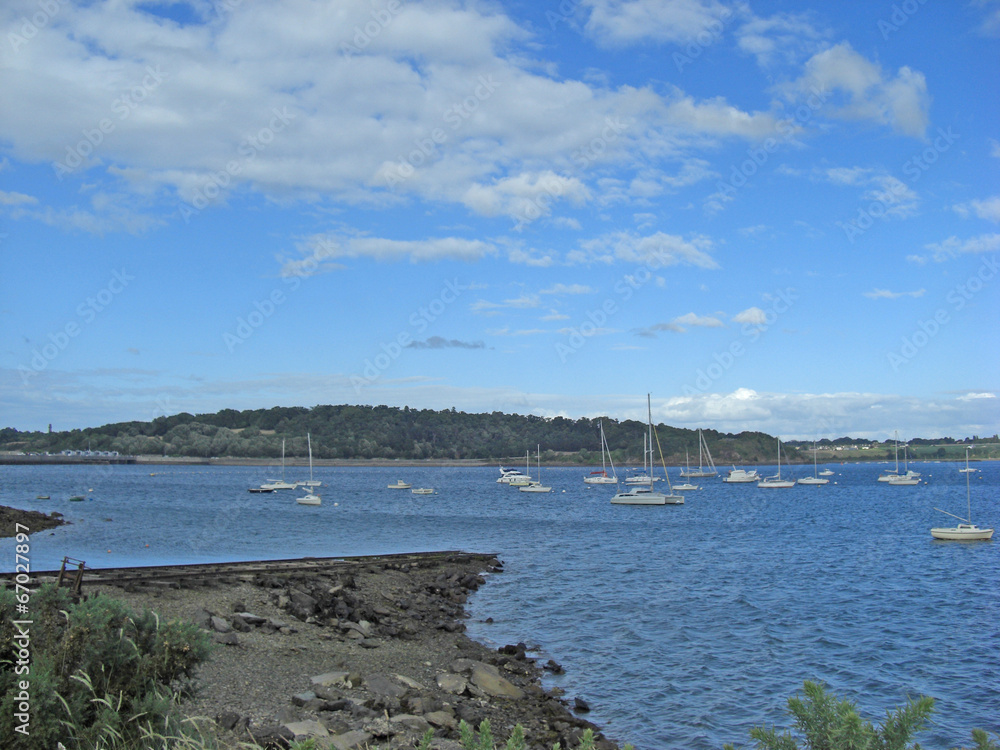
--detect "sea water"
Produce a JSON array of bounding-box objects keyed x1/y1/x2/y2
[{"x1": 2, "y1": 461, "x2": 997, "y2": 749}]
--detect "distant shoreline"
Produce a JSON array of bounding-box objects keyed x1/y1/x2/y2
[{"x1": 1, "y1": 453, "x2": 990, "y2": 467}]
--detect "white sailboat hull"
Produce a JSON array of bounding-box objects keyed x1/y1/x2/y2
[
  {"x1": 584, "y1": 475, "x2": 618, "y2": 484},
  {"x1": 520, "y1": 485, "x2": 552, "y2": 493},
  {"x1": 296, "y1": 494, "x2": 321, "y2": 506},
  {"x1": 758, "y1": 479, "x2": 795, "y2": 488},
  {"x1": 797, "y1": 476, "x2": 829, "y2": 485},
  {"x1": 930, "y1": 525, "x2": 994, "y2": 541}
]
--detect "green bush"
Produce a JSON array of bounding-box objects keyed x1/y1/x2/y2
[
  {"x1": 0, "y1": 583, "x2": 212, "y2": 750},
  {"x1": 724, "y1": 680, "x2": 998, "y2": 750}
]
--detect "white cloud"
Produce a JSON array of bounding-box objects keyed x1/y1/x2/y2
[
  {"x1": 735, "y1": 11, "x2": 828, "y2": 67},
  {"x1": 283, "y1": 235, "x2": 496, "y2": 274},
  {"x1": 924, "y1": 233, "x2": 1000, "y2": 261},
  {"x1": 954, "y1": 195, "x2": 1000, "y2": 223},
  {"x1": 0, "y1": 190, "x2": 37, "y2": 206},
  {"x1": 636, "y1": 312, "x2": 725, "y2": 336},
  {"x1": 582, "y1": 0, "x2": 733, "y2": 46},
  {"x1": 541, "y1": 284, "x2": 595, "y2": 295},
  {"x1": 732, "y1": 307, "x2": 767, "y2": 325},
  {"x1": 573, "y1": 230, "x2": 719, "y2": 268},
  {"x1": 863, "y1": 288, "x2": 926, "y2": 300},
  {"x1": 821, "y1": 167, "x2": 918, "y2": 219},
  {"x1": 782, "y1": 42, "x2": 930, "y2": 137},
  {"x1": 659, "y1": 389, "x2": 1000, "y2": 440}
]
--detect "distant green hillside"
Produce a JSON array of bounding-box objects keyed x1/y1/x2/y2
[
  {"x1": 4, "y1": 405, "x2": 994, "y2": 464},
  {"x1": 2, "y1": 404, "x2": 790, "y2": 465}
]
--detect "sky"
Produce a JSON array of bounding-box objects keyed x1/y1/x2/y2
[{"x1": 1, "y1": 0, "x2": 998, "y2": 442}]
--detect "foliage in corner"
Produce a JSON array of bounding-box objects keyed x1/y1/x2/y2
[
  {"x1": 724, "y1": 680, "x2": 997, "y2": 750},
  {"x1": 0, "y1": 583, "x2": 212, "y2": 750}
]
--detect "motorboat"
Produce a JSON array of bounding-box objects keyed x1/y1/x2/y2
[
  {"x1": 387, "y1": 479, "x2": 411, "y2": 489},
  {"x1": 722, "y1": 467, "x2": 759, "y2": 483}
]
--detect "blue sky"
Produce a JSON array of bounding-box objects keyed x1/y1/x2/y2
[{"x1": 1, "y1": 0, "x2": 998, "y2": 441}]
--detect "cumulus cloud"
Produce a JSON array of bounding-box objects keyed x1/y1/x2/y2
[
  {"x1": 782, "y1": 42, "x2": 930, "y2": 137},
  {"x1": 582, "y1": 0, "x2": 733, "y2": 46},
  {"x1": 732, "y1": 307, "x2": 767, "y2": 325}
]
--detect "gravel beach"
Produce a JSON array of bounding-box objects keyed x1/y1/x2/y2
[{"x1": 81, "y1": 553, "x2": 624, "y2": 750}]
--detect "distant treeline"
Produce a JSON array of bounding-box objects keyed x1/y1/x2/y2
[
  {"x1": 3, "y1": 404, "x2": 793, "y2": 464},
  {"x1": 4, "y1": 405, "x2": 995, "y2": 464}
]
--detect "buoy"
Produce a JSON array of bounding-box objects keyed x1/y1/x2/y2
[{"x1": 107, "y1": 549, "x2": 111, "y2": 553}]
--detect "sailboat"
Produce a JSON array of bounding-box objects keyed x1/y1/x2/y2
[
  {"x1": 673, "y1": 451, "x2": 700, "y2": 490},
  {"x1": 296, "y1": 434, "x2": 321, "y2": 505},
  {"x1": 887, "y1": 443, "x2": 920, "y2": 485},
  {"x1": 260, "y1": 439, "x2": 298, "y2": 490},
  {"x1": 878, "y1": 431, "x2": 920, "y2": 483},
  {"x1": 612, "y1": 395, "x2": 683, "y2": 505},
  {"x1": 625, "y1": 434, "x2": 659, "y2": 484},
  {"x1": 959, "y1": 450, "x2": 976, "y2": 474},
  {"x1": 507, "y1": 450, "x2": 535, "y2": 487},
  {"x1": 583, "y1": 421, "x2": 618, "y2": 484},
  {"x1": 679, "y1": 429, "x2": 717, "y2": 478},
  {"x1": 797, "y1": 442, "x2": 829, "y2": 485},
  {"x1": 931, "y1": 448, "x2": 993, "y2": 540},
  {"x1": 758, "y1": 438, "x2": 795, "y2": 488},
  {"x1": 520, "y1": 445, "x2": 552, "y2": 492}
]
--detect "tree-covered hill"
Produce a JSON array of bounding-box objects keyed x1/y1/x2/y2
[{"x1": 0, "y1": 404, "x2": 793, "y2": 465}]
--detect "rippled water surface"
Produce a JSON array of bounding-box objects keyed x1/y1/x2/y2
[{"x1": 2, "y1": 461, "x2": 997, "y2": 749}]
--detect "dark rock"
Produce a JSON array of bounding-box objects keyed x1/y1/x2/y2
[
  {"x1": 574, "y1": 697, "x2": 591, "y2": 713},
  {"x1": 543, "y1": 659, "x2": 565, "y2": 674},
  {"x1": 216, "y1": 711, "x2": 243, "y2": 731},
  {"x1": 213, "y1": 632, "x2": 239, "y2": 646},
  {"x1": 249, "y1": 723, "x2": 295, "y2": 749}
]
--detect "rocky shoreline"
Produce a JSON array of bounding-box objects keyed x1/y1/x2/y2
[
  {"x1": 88, "y1": 553, "x2": 624, "y2": 750},
  {"x1": 0, "y1": 503, "x2": 67, "y2": 538}
]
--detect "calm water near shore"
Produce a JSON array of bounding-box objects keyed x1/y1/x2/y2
[{"x1": 2, "y1": 461, "x2": 997, "y2": 749}]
